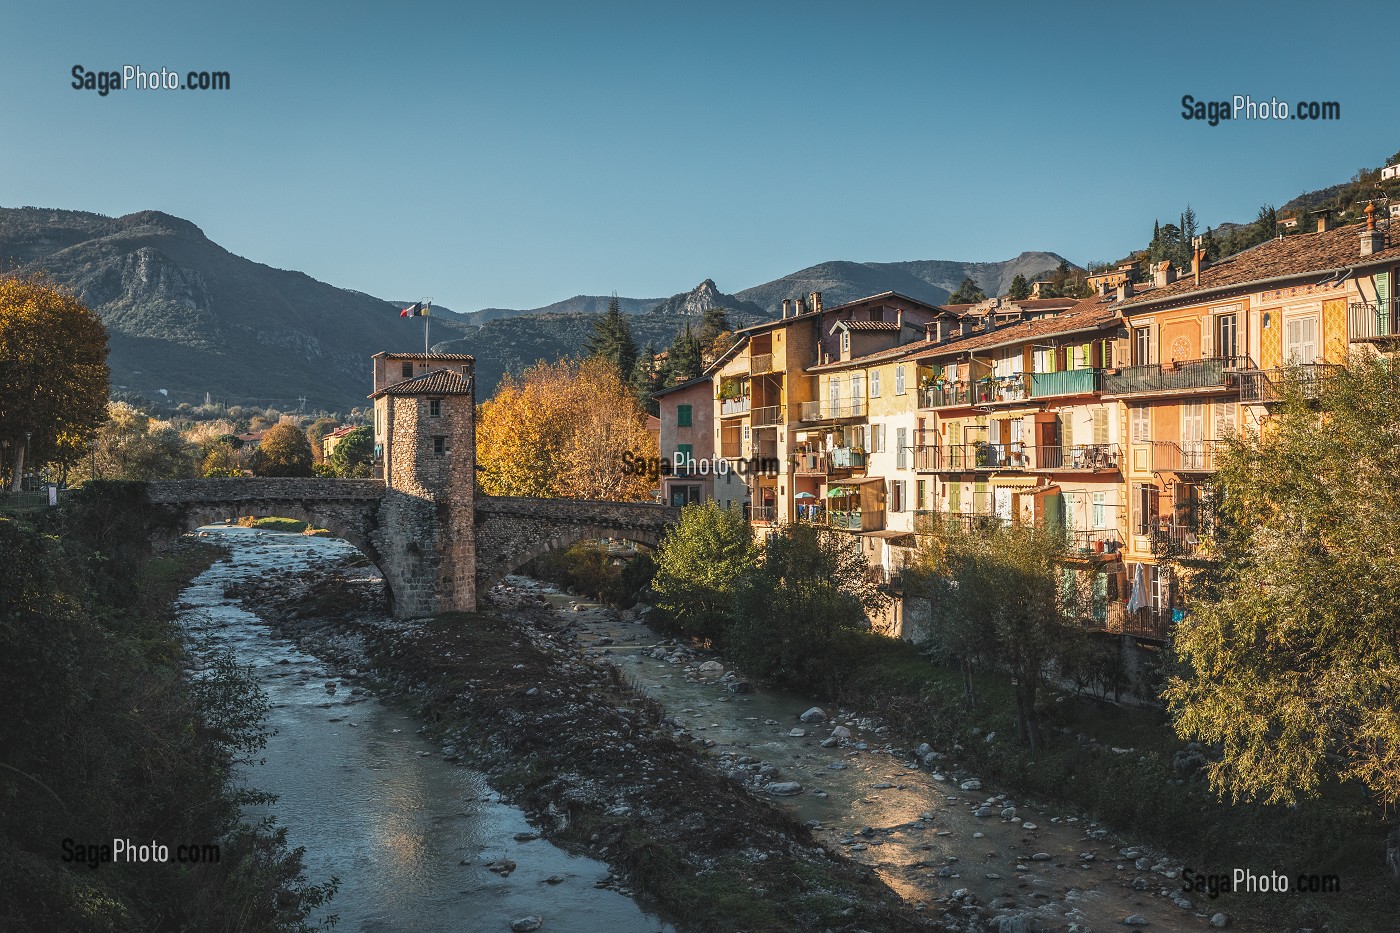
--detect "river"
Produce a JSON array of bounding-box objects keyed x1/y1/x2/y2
[{"x1": 176, "y1": 526, "x2": 670, "y2": 933}]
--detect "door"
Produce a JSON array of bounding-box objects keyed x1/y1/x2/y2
[{"x1": 1181, "y1": 402, "x2": 1204, "y2": 467}]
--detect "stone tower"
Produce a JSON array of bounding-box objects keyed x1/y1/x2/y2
[{"x1": 369, "y1": 352, "x2": 477, "y2": 616}]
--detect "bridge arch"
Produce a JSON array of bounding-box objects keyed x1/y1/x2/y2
[{"x1": 473, "y1": 497, "x2": 678, "y2": 596}]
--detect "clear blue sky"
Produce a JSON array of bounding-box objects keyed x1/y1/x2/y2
[{"x1": 2, "y1": 0, "x2": 1389, "y2": 311}]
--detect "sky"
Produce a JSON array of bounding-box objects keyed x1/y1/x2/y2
[{"x1": 1, "y1": 0, "x2": 1391, "y2": 312}]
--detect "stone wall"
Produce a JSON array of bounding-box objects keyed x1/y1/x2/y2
[{"x1": 475, "y1": 497, "x2": 678, "y2": 592}]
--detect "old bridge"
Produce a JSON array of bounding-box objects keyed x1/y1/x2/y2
[{"x1": 146, "y1": 478, "x2": 677, "y2": 618}]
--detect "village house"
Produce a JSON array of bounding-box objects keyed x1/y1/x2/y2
[{"x1": 652, "y1": 376, "x2": 747, "y2": 509}]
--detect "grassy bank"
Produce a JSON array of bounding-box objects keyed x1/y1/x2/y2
[
  {"x1": 0, "y1": 482, "x2": 335, "y2": 933},
  {"x1": 753, "y1": 629, "x2": 1398, "y2": 931}
]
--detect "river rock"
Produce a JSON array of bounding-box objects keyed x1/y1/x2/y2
[
  {"x1": 915, "y1": 742, "x2": 933, "y2": 757},
  {"x1": 510, "y1": 917, "x2": 543, "y2": 932},
  {"x1": 726, "y1": 680, "x2": 753, "y2": 694},
  {"x1": 1000, "y1": 807, "x2": 1016, "y2": 820},
  {"x1": 788, "y1": 728, "x2": 806, "y2": 737},
  {"x1": 764, "y1": 781, "x2": 803, "y2": 796},
  {"x1": 820, "y1": 737, "x2": 838, "y2": 748},
  {"x1": 1210, "y1": 913, "x2": 1230, "y2": 928},
  {"x1": 959, "y1": 779, "x2": 982, "y2": 791},
  {"x1": 1122, "y1": 917, "x2": 1148, "y2": 927},
  {"x1": 697, "y1": 660, "x2": 724, "y2": 676},
  {"x1": 799, "y1": 706, "x2": 826, "y2": 723},
  {"x1": 830, "y1": 725, "x2": 852, "y2": 740},
  {"x1": 486, "y1": 859, "x2": 516, "y2": 877}
]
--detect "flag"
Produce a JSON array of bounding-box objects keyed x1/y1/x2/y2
[{"x1": 399, "y1": 301, "x2": 424, "y2": 318}]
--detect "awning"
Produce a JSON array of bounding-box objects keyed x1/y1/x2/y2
[
  {"x1": 989, "y1": 476, "x2": 1044, "y2": 488},
  {"x1": 842, "y1": 475, "x2": 886, "y2": 485},
  {"x1": 860, "y1": 529, "x2": 916, "y2": 542},
  {"x1": 826, "y1": 487, "x2": 856, "y2": 498}
]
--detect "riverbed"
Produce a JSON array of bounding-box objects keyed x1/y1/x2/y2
[
  {"x1": 512, "y1": 577, "x2": 1257, "y2": 933},
  {"x1": 176, "y1": 527, "x2": 670, "y2": 933}
]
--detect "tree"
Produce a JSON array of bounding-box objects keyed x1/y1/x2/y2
[
  {"x1": 305, "y1": 416, "x2": 339, "y2": 462},
  {"x1": 1007, "y1": 274, "x2": 1032, "y2": 301},
  {"x1": 915, "y1": 517, "x2": 1089, "y2": 753},
  {"x1": 93, "y1": 402, "x2": 197, "y2": 481},
  {"x1": 947, "y1": 277, "x2": 986, "y2": 305},
  {"x1": 585, "y1": 296, "x2": 638, "y2": 385},
  {"x1": 1166, "y1": 357, "x2": 1400, "y2": 812},
  {"x1": 630, "y1": 344, "x2": 660, "y2": 414},
  {"x1": 476, "y1": 357, "x2": 657, "y2": 500},
  {"x1": 327, "y1": 425, "x2": 373, "y2": 477},
  {"x1": 253, "y1": 423, "x2": 313, "y2": 477},
  {"x1": 0, "y1": 275, "x2": 109, "y2": 489},
  {"x1": 664, "y1": 324, "x2": 704, "y2": 385},
  {"x1": 651, "y1": 501, "x2": 755, "y2": 644},
  {"x1": 729, "y1": 523, "x2": 887, "y2": 687}
]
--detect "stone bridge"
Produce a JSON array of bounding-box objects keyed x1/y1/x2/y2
[{"x1": 145, "y1": 478, "x2": 678, "y2": 618}]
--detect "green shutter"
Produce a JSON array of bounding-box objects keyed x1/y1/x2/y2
[{"x1": 677, "y1": 404, "x2": 692, "y2": 427}]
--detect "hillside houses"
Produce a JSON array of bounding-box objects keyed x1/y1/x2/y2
[{"x1": 669, "y1": 208, "x2": 1400, "y2": 642}]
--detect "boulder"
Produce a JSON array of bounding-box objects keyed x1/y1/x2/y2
[
  {"x1": 510, "y1": 917, "x2": 543, "y2": 932},
  {"x1": 764, "y1": 781, "x2": 803, "y2": 796},
  {"x1": 799, "y1": 706, "x2": 827, "y2": 723}
]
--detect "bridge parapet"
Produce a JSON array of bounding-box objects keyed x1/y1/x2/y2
[{"x1": 147, "y1": 478, "x2": 386, "y2": 505}]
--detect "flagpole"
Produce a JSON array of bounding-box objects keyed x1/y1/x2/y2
[{"x1": 424, "y1": 297, "x2": 432, "y2": 354}]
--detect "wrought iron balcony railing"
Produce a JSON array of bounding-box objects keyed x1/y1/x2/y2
[
  {"x1": 1033, "y1": 443, "x2": 1121, "y2": 471},
  {"x1": 1236, "y1": 363, "x2": 1343, "y2": 403},
  {"x1": 1151, "y1": 440, "x2": 1220, "y2": 472},
  {"x1": 1030, "y1": 368, "x2": 1102, "y2": 397},
  {"x1": 1102, "y1": 356, "x2": 1253, "y2": 395}
]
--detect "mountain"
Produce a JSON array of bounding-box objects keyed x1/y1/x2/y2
[
  {"x1": 735, "y1": 252, "x2": 1071, "y2": 314},
  {"x1": 1, "y1": 204, "x2": 1069, "y2": 406},
  {"x1": 647, "y1": 278, "x2": 765, "y2": 318},
  {"x1": 0, "y1": 207, "x2": 473, "y2": 412},
  {"x1": 434, "y1": 282, "x2": 769, "y2": 394}
]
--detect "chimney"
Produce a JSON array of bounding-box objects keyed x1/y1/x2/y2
[
  {"x1": 1097, "y1": 281, "x2": 1111, "y2": 297},
  {"x1": 1153, "y1": 260, "x2": 1176, "y2": 288},
  {"x1": 1315, "y1": 209, "x2": 1333, "y2": 233},
  {"x1": 1191, "y1": 236, "x2": 1208, "y2": 286},
  {"x1": 811, "y1": 291, "x2": 823, "y2": 313},
  {"x1": 896, "y1": 308, "x2": 904, "y2": 331},
  {"x1": 1115, "y1": 281, "x2": 1134, "y2": 302},
  {"x1": 781, "y1": 298, "x2": 792, "y2": 319},
  {"x1": 795, "y1": 296, "x2": 807, "y2": 315},
  {"x1": 1361, "y1": 203, "x2": 1385, "y2": 257}
]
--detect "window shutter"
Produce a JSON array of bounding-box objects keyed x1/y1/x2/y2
[
  {"x1": 1201, "y1": 317, "x2": 1213, "y2": 359},
  {"x1": 1093, "y1": 408, "x2": 1109, "y2": 445}
]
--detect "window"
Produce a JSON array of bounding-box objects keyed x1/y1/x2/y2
[
  {"x1": 676, "y1": 443, "x2": 694, "y2": 472},
  {"x1": 1182, "y1": 402, "x2": 1204, "y2": 448},
  {"x1": 850, "y1": 373, "x2": 864, "y2": 399},
  {"x1": 1213, "y1": 400, "x2": 1236, "y2": 439},
  {"x1": 871, "y1": 423, "x2": 886, "y2": 453},
  {"x1": 1134, "y1": 327, "x2": 1151, "y2": 365},
  {"x1": 1216, "y1": 313, "x2": 1238, "y2": 359},
  {"x1": 1285, "y1": 315, "x2": 1318, "y2": 363},
  {"x1": 1092, "y1": 491, "x2": 1106, "y2": 528},
  {"x1": 432, "y1": 436, "x2": 446, "y2": 457},
  {"x1": 841, "y1": 331, "x2": 850, "y2": 354},
  {"x1": 1133, "y1": 482, "x2": 1157, "y2": 536},
  {"x1": 429, "y1": 398, "x2": 441, "y2": 418},
  {"x1": 1131, "y1": 406, "x2": 1150, "y2": 442},
  {"x1": 828, "y1": 377, "x2": 840, "y2": 412},
  {"x1": 890, "y1": 480, "x2": 905, "y2": 512},
  {"x1": 677, "y1": 404, "x2": 692, "y2": 427},
  {"x1": 1092, "y1": 408, "x2": 1109, "y2": 445},
  {"x1": 895, "y1": 365, "x2": 907, "y2": 395},
  {"x1": 916, "y1": 479, "x2": 926, "y2": 509},
  {"x1": 895, "y1": 427, "x2": 908, "y2": 469},
  {"x1": 870, "y1": 370, "x2": 881, "y2": 397}
]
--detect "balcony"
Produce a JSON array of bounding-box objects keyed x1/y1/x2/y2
[
  {"x1": 974, "y1": 376, "x2": 1030, "y2": 404},
  {"x1": 799, "y1": 399, "x2": 867, "y2": 422},
  {"x1": 1063, "y1": 528, "x2": 1124, "y2": 560},
  {"x1": 1030, "y1": 368, "x2": 1102, "y2": 398},
  {"x1": 1101, "y1": 356, "x2": 1253, "y2": 395},
  {"x1": 912, "y1": 509, "x2": 1004, "y2": 534},
  {"x1": 918, "y1": 384, "x2": 973, "y2": 409},
  {"x1": 720, "y1": 396, "x2": 751, "y2": 417},
  {"x1": 967, "y1": 442, "x2": 1031, "y2": 470},
  {"x1": 751, "y1": 404, "x2": 784, "y2": 428},
  {"x1": 1151, "y1": 440, "x2": 1219, "y2": 473},
  {"x1": 1150, "y1": 520, "x2": 1209, "y2": 560},
  {"x1": 749, "y1": 504, "x2": 777, "y2": 524},
  {"x1": 794, "y1": 447, "x2": 865, "y2": 475},
  {"x1": 1236, "y1": 364, "x2": 1343, "y2": 403},
  {"x1": 828, "y1": 510, "x2": 864, "y2": 531},
  {"x1": 1033, "y1": 443, "x2": 1121, "y2": 472},
  {"x1": 913, "y1": 444, "x2": 941, "y2": 471},
  {"x1": 750, "y1": 352, "x2": 775, "y2": 375},
  {"x1": 1348, "y1": 300, "x2": 1397, "y2": 343}
]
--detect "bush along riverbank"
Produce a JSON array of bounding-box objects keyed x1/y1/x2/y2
[
  {"x1": 0, "y1": 482, "x2": 337, "y2": 933},
  {"x1": 236, "y1": 558, "x2": 954, "y2": 933}
]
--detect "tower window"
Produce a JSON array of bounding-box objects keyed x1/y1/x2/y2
[
  {"x1": 429, "y1": 398, "x2": 441, "y2": 418},
  {"x1": 402, "y1": 362, "x2": 414, "y2": 379},
  {"x1": 432, "y1": 436, "x2": 446, "y2": 457}
]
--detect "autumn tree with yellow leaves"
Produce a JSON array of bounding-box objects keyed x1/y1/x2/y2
[
  {"x1": 0, "y1": 275, "x2": 109, "y2": 489},
  {"x1": 477, "y1": 357, "x2": 657, "y2": 500}
]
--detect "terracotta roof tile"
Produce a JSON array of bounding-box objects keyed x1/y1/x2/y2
[
  {"x1": 370, "y1": 368, "x2": 474, "y2": 398},
  {"x1": 373, "y1": 351, "x2": 475, "y2": 361},
  {"x1": 1120, "y1": 223, "x2": 1400, "y2": 309}
]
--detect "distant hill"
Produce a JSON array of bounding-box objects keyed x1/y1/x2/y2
[
  {"x1": 1, "y1": 204, "x2": 1068, "y2": 405},
  {"x1": 0, "y1": 207, "x2": 474, "y2": 411}
]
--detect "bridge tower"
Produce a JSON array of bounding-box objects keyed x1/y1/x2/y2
[{"x1": 370, "y1": 352, "x2": 477, "y2": 616}]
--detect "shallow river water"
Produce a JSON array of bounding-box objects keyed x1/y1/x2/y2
[{"x1": 177, "y1": 527, "x2": 669, "y2": 933}]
